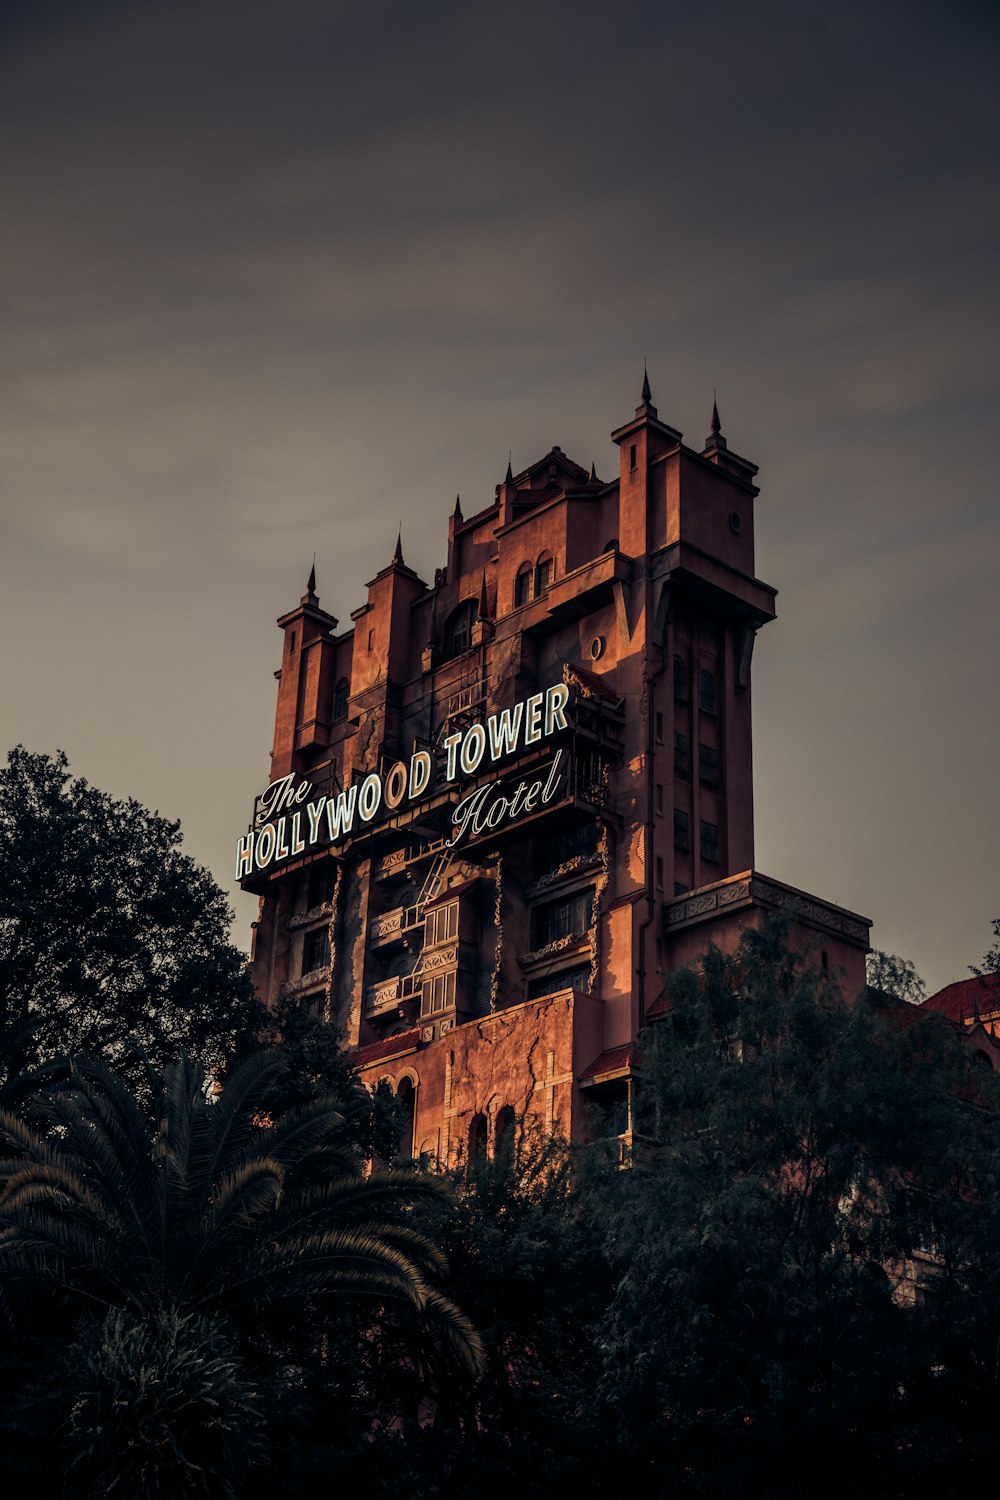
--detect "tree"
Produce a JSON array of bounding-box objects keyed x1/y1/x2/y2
[
  {"x1": 0, "y1": 747, "x2": 260, "y2": 1084},
  {"x1": 592, "y1": 919, "x2": 1000, "y2": 1496},
  {"x1": 866, "y1": 946, "x2": 927, "y2": 1005}
]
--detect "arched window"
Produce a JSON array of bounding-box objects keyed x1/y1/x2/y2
[
  {"x1": 674, "y1": 656, "x2": 689, "y2": 704},
  {"x1": 396, "y1": 1076, "x2": 416, "y2": 1160},
  {"x1": 603, "y1": 538, "x2": 618, "y2": 554},
  {"x1": 445, "y1": 601, "x2": 475, "y2": 659},
  {"x1": 514, "y1": 563, "x2": 533, "y2": 608},
  {"x1": 495, "y1": 1104, "x2": 516, "y2": 1163},
  {"x1": 332, "y1": 677, "x2": 350, "y2": 721},
  {"x1": 534, "y1": 551, "x2": 554, "y2": 596},
  {"x1": 698, "y1": 669, "x2": 717, "y2": 715},
  {"x1": 468, "y1": 1112, "x2": 488, "y2": 1169}
]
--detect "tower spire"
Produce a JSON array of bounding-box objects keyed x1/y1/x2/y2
[
  {"x1": 393, "y1": 530, "x2": 404, "y2": 565},
  {"x1": 453, "y1": 493, "x2": 463, "y2": 523},
  {"x1": 306, "y1": 557, "x2": 316, "y2": 596},
  {"x1": 641, "y1": 363, "x2": 652, "y2": 406}
]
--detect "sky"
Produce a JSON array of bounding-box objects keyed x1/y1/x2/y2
[{"x1": 1, "y1": 0, "x2": 997, "y2": 996}]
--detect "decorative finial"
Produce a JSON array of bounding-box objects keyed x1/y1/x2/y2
[
  {"x1": 476, "y1": 570, "x2": 489, "y2": 622},
  {"x1": 453, "y1": 493, "x2": 463, "y2": 522},
  {"x1": 711, "y1": 392, "x2": 721, "y2": 435},
  {"x1": 641, "y1": 363, "x2": 652, "y2": 405},
  {"x1": 393, "y1": 530, "x2": 404, "y2": 565},
  {"x1": 504, "y1": 455, "x2": 514, "y2": 485},
  {"x1": 307, "y1": 557, "x2": 316, "y2": 595},
  {"x1": 589, "y1": 459, "x2": 598, "y2": 483}
]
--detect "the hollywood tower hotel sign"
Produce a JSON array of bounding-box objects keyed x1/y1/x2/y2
[{"x1": 236, "y1": 682, "x2": 572, "y2": 877}]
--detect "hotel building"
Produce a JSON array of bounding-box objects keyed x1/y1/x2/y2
[{"x1": 238, "y1": 377, "x2": 872, "y2": 1160}]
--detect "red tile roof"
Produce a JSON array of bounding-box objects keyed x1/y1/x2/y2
[
  {"x1": 923, "y1": 974, "x2": 1000, "y2": 1025},
  {"x1": 354, "y1": 1028, "x2": 421, "y2": 1068},
  {"x1": 579, "y1": 1043, "x2": 634, "y2": 1082}
]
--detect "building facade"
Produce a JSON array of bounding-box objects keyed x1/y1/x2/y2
[{"x1": 238, "y1": 378, "x2": 872, "y2": 1161}]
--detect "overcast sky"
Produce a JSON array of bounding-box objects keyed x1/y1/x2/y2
[{"x1": 1, "y1": 0, "x2": 997, "y2": 995}]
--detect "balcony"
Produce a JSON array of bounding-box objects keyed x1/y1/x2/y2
[
  {"x1": 368, "y1": 904, "x2": 423, "y2": 949},
  {"x1": 365, "y1": 976, "x2": 405, "y2": 1016}
]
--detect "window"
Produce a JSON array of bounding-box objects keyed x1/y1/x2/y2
[
  {"x1": 307, "y1": 865, "x2": 335, "y2": 911},
  {"x1": 530, "y1": 888, "x2": 593, "y2": 948},
  {"x1": 495, "y1": 1104, "x2": 516, "y2": 1160},
  {"x1": 527, "y1": 964, "x2": 591, "y2": 1000},
  {"x1": 656, "y1": 855, "x2": 664, "y2": 889},
  {"x1": 514, "y1": 564, "x2": 532, "y2": 607},
  {"x1": 700, "y1": 820, "x2": 719, "y2": 863},
  {"x1": 534, "y1": 553, "x2": 554, "y2": 596},
  {"x1": 395, "y1": 1076, "x2": 416, "y2": 1159},
  {"x1": 698, "y1": 669, "x2": 717, "y2": 715},
  {"x1": 425, "y1": 900, "x2": 459, "y2": 947},
  {"x1": 656, "y1": 783, "x2": 664, "y2": 815},
  {"x1": 603, "y1": 537, "x2": 618, "y2": 553},
  {"x1": 289, "y1": 631, "x2": 296, "y2": 653},
  {"x1": 674, "y1": 732, "x2": 690, "y2": 775},
  {"x1": 674, "y1": 656, "x2": 689, "y2": 703},
  {"x1": 445, "y1": 602, "x2": 475, "y2": 659},
  {"x1": 698, "y1": 743, "x2": 719, "y2": 785},
  {"x1": 302, "y1": 926, "x2": 330, "y2": 975},
  {"x1": 421, "y1": 969, "x2": 456, "y2": 1017},
  {"x1": 629, "y1": 443, "x2": 637, "y2": 471},
  {"x1": 469, "y1": 1113, "x2": 487, "y2": 1168},
  {"x1": 674, "y1": 809, "x2": 690, "y2": 851},
  {"x1": 532, "y1": 822, "x2": 599, "y2": 880},
  {"x1": 332, "y1": 677, "x2": 350, "y2": 721}
]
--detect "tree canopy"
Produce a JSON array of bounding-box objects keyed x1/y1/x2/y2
[{"x1": 0, "y1": 747, "x2": 259, "y2": 1083}]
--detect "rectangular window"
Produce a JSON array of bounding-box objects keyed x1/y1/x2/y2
[
  {"x1": 531, "y1": 822, "x2": 599, "y2": 880},
  {"x1": 526, "y1": 964, "x2": 591, "y2": 1001},
  {"x1": 425, "y1": 901, "x2": 459, "y2": 948},
  {"x1": 421, "y1": 969, "x2": 456, "y2": 1017},
  {"x1": 307, "y1": 866, "x2": 335, "y2": 911},
  {"x1": 530, "y1": 888, "x2": 594, "y2": 948},
  {"x1": 656, "y1": 855, "x2": 664, "y2": 889},
  {"x1": 656, "y1": 783, "x2": 664, "y2": 815},
  {"x1": 674, "y1": 809, "x2": 690, "y2": 851},
  {"x1": 629, "y1": 443, "x2": 637, "y2": 471},
  {"x1": 674, "y1": 732, "x2": 690, "y2": 775},
  {"x1": 302, "y1": 926, "x2": 330, "y2": 975},
  {"x1": 698, "y1": 743, "x2": 719, "y2": 785},
  {"x1": 700, "y1": 820, "x2": 719, "y2": 863}
]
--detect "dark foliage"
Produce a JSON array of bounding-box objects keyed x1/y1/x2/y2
[{"x1": 0, "y1": 747, "x2": 260, "y2": 1089}]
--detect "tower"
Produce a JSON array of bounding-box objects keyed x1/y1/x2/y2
[{"x1": 237, "y1": 378, "x2": 871, "y2": 1162}]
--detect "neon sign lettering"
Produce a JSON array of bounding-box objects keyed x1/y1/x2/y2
[{"x1": 236, "y1": 682, "x2": 570, "y2": 879}]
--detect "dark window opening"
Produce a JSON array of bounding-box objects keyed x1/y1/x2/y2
[
  {"x1": 674, "y1": 733, "x2": 691, "y2": 775},
  {"x1": 603, "y1": 538, "x2": 618, "y2": 553},
  {"x1": 396, "y1": 1076, "x2": 415, "y2": 1160},
  {"x1": 629, "y1": 444, "x2": 637, "y2": 471},
  {"x1": 532, "y1": 822, "x2": 599, "y2": 880},
  {"x1": 698, "y1": 669, "x2": 717, "y2": 715},
  {"x1": 700, "y1": 820, "x2": 719, "y2": 863},
  {"x1": 698, "y1": 743, "x2": 719, "y2": 785},
  {"x1": 587, "y1": 1080, "x2": 628, "y2": 1141},
  {"x1": 514, "y1": 564, "x2": 532, "y2": 607},
  {"x1": 674, "y1": 809, "x2": 690, "y2": 851},
  {"x1": 421, "y1": 969, "x2": 456, "y2": 1018},
  {"x1": 674, "y1": 657, "x2": 689, "y2": 704},
  {"x1": 656, "y1": 855, "x2": 664, "y2": 889},
  {"x1": 527, "y1": 964, "x2": 592, "y2": 1000},
  {"x1": 307, "y1": 866, "x2": 335, "y2": 911},
  {"x1": 656, "y1": 783, "x2": 664, "y2": 815},
  {"x1": 530, "y1": 888, "x2": 594, "y2": 948},
  {"x1": 445, "y1": 602, "x2": 475, "y2": 659},
  {"x1": 289, "y1": 632, "x2": 296, "y2": 653},
  {"x1": 332, "y1": 677, "x2": 350, "y2": 720},
  {"x1": 303, "y1": 926, "x2": 331, "y2": 975},
  {"x1": 534, "y1": 554, "x2": 554, "y2": 596},
  {"x1": 495, "y1": 1104, "x2": 516, "y2": 1162},
  {"x1": 469, "y1": 1113, "x2": 487, "y2": 1168}
]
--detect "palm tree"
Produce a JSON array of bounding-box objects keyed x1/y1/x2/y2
[{"x1": 0, "y1": 1051, "x2": 483, "y2": 1373}]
